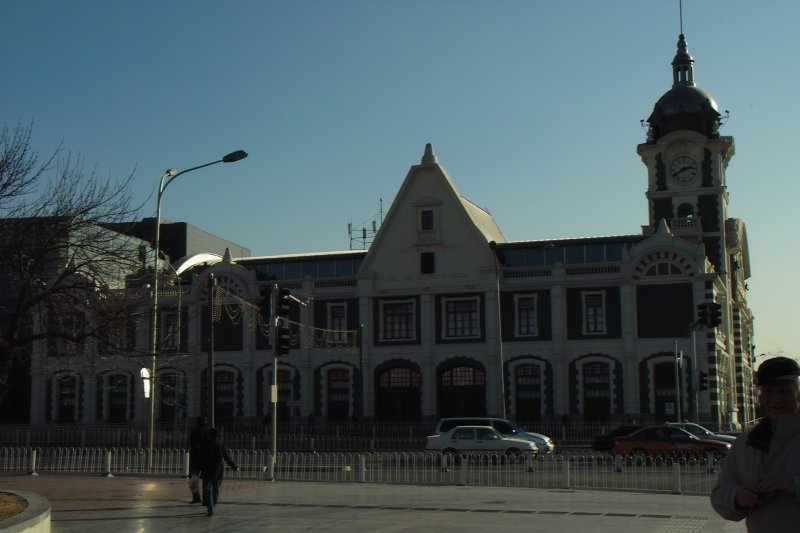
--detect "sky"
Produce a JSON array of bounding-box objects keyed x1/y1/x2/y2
[{"x1": 2, "y1": 0, "x2": 798, "y2": 360}]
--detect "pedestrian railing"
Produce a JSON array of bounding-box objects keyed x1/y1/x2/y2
[{"x1": 0, "y1": 447, "x2": 722, "y2": 496}]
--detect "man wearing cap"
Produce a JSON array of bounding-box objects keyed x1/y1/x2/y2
[{"x1": 711, "y1": 356, "x2": 800, "y2": 531}]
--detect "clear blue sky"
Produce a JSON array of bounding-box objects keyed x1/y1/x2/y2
[{"x1": 2, "y1": 0, "x2": 798, "y2": 360}]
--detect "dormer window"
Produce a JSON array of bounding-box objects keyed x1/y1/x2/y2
[
  {"x1": 420, "y1": 209, "x2": 434, "y2": 231},
  {"x1": 414, "y1": 200, "x2": 441, "y2": 244}
]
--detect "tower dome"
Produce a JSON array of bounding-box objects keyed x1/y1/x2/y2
[{"x1": 646, "y1": 34, "x2": 721, "y2": 142}]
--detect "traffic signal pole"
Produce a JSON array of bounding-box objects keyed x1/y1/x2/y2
[
  {"x1": 268, "y1": 283, "x2": 278, "y2": 480},
  {"x1": 691, "y1": 326, "x2": 699, "y2": 422}
]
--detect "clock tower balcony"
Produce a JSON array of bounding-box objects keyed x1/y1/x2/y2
[{"x1": 641, "y1": 216, "x2": 703, "y2": 237}]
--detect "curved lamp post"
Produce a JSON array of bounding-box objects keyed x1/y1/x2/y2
[{"x1": 147, "y1": 150, "x2": 247, "y2": 466}]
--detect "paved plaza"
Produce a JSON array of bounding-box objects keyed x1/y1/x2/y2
[{"x1": 1, "y1": 473, "x2": 746, "y2": 532}]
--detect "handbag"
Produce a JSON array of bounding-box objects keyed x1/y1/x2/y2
[{"x1": 188, "y1": 473, "x2": 200, "y2": 493}]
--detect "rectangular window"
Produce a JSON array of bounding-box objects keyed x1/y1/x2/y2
[
  {"x1": 421, "y1": 252, "x2": 435, "y2": 274},
  {"x1": 443, "y1": 297, "x2": 480, "y2": 339},
  {"x1": 420, "y1": 209, "x2": 434, "y2": 231},
  {"x1": 515, "y1": 295, "x2": 538, "y2": 337},
  {"x1": 380, "y1": 300, "x2": 416, "y2": 341},
  {"x1": 162, "y1": 311, "x2": 179, "y2": 349},
  {"x1": 327, "y1": 303, "x2": 347, "y2": 344},
  {"x1": 582, "y1": 291, "x2": 606, "y2": 334}
]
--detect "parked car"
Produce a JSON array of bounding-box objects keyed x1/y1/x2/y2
[
  {"x1": 425, "y1": 425, "x2": 538, "y2": 456},
  {"x1": 591, "y1": 425, "x2": 642, "y2": 452},
  {"x1": 611, "y1": 425, "x2": 731, "y2": 457},
  {"x1": 433, "y1": 417, "x2": 555, "y2": 453},
  {"x1": 665, "y1": 422, "x2": 737, "y2": 444}
]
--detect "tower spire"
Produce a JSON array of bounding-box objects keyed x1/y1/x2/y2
[{"x1": 671, "y1": 33, "x2": 695, "y2": 87}]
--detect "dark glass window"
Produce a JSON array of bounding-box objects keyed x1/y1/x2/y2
[
  {"x1": 441, "y1": 366, "x2": 485, "y2": 386},
  {"x1": 420, "y1": 209, "x2": 434, "y2": 230},
  {"x1": 503, "y1": 250, "x2": 525, "y2": 267},
  {"x1": 606, "y1": 244, "x2": 624, "y2": 261},
  {"x1": 545, "y1": 247, "x2": 564, "y2": 265},
  {"x1": 527, "y1": 250, "x2": 546, "y2": 266},
  {"x1": 584, "y1": 292, "x2": 605, "y2": 333},
  {"x1": 586, "y1": 244, "x2": 605, "y2": 263},
  {"x1": 421, "y1": 252, "x2": 435, "y2": 274},
  {"x1": 565, "y1": 246, "x2": 585, "y2": 264},
  {"x1": 335, "y1": 259, "x2": 353, "y2": 277},
  {"x1": 302, "y1": 262, "x2": 317, "y2": 278},
  {"x1": 284, "y1": 262, "x2": 302, "y2": 279},
  {"x1": 267, "y1": 263, "x2": 284, "y2": 280},
  {"x1": 445, "y1": 299, "x2": 479, "y2": 338},
  {"x1": 517, "y1": 296, "x2": 537, "y2": 336},
  {"x1": 379, "y1": 367, "x2": 422, "y2": 387},
  {"x1": 318, "y1": 261, "x2": 336, "y2": 277},
  {"x1": 382, "y1": 301, "x2": 414, "y2": 340}
]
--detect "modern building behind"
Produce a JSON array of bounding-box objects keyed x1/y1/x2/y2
[{"x1": 27, "y1": 33, "x2": 755, "y2": 430}]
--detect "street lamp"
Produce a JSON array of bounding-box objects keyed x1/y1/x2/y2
[
  {"x1": 147, "y1": 149, "x2": 247, "y2": 466},
  {"x1": 488, "y1": 241, "x2": 507, "y2": 419}
]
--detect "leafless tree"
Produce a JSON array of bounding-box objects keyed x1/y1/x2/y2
[{"x1": 0, "y1": 121, "x2": 149, "y2": 408}]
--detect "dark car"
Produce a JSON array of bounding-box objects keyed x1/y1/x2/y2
[
  {"x1": 591, "y1": 425, "x2": 641, "y2": 452},
  {"x1": 665, "y1": 422, "x2": 737, "y2": 444},
  {"x1": 612, "y1": 425, "x2": 731, "y2": 457}
]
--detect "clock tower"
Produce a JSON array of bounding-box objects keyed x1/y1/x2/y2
[{"x1": 637, "y1": 34, "x2": 735, "y2": 273}]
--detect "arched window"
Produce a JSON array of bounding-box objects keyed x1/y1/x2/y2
[
  {"x1": 653, "y1": 362, "x2": 678, "y2": 422},
  {"x1": 437, "y1": 364, "x2": 486, "y2": 418},
  {"x1": 327, "y1": 369, "x2": 350, "y2": 421},
  {"x1": 515, "y1": 364, "x2": 541, "y2": 421},
  {"x1": 677, "y1": 203, "x2": 694, "y2": 218},
  {"x1": 644, "y1": 262, "x2": 683, "y2": 276},
  {"x1": 375, "y1": 365, "x2": 421, "y2": 421},
  {"x1": 582, "y1": 362, "x2": 610, "y2": 421},
  {"x1": 215, "y1": 370, "x2": 236, "y2": 423},
  {"x1": 108, "y1": 374, "x2": 129, "y2": 423},
  {"x1": 160, "y1": 372, "x2": 180, "y2": 424},
  {"x1": 55, "y1": 374, "x2": 78, "y2": 423}
]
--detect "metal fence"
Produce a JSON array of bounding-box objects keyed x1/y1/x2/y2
[{"x1": 0, "y1": 447, "x2": 722, "y2": 496}]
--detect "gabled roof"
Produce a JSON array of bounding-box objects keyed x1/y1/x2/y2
[{"x1": 360, "y1": 143, "x2": 505, "y2": 272}]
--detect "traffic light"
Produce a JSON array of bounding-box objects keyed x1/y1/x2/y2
[
  {"x1": 697, "y1": 303, "x2": 709, "y2": 327},
  {"x1": 275, "y1": 317, "x2": 292, "y2": 355},
  {"x1": 276, "y1": 287, "x2": 292, "y2": 318},
  {"x1": 699, "y1": 371, "x2": 709, "y2": 391},
  {"x1": 708, "y1": 303, "x2": 722, "y2": 328}
]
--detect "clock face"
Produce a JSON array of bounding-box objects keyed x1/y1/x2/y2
[{"x1": 670, "y1": 155, "x2": 698, "y2": 183}]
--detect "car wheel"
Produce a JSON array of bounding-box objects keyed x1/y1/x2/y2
[{"x1": 505, "y1": 448, "x2": 521, "y2": 457}]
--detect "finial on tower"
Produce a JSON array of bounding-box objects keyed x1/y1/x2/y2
[{"x1": 421, "y1": 143, "x2": 438, "y2": 165}]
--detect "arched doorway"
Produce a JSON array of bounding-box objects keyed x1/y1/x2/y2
[
  {"x1": 514, "y1": 363, "x2": 541, "y2": 422},
  {"x1": 108, "y1": 373, "x2": 129, "y2": 423},
  {"x1": 583, "y1": 362, "x2": 611, "y2": 421},
  {"x1": 654, "y1": 361, "x2": 678, "y2": 422},
  {"x1": 327, "y1": 368, "x2": 351, "y2": 421},
  {"x1": 374, "y1": 362, "x2": 421, "y2": 421},
  {"x1": 437, "y1": 360, "x2": 486, "y2": 418}
]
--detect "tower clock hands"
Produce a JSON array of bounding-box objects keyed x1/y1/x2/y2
[{"x1": 672, "y1": 165, "x2": 693, "y2": 177}]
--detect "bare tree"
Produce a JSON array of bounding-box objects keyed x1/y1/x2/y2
[{"x1": 0, "y1": 121, "x2": 149, "y2": 409}]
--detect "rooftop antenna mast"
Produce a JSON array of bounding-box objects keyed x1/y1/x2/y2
[{"x1": 348, "y1": 198, "x2": 383, "y2": 250}]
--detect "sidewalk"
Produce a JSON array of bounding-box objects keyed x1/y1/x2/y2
[{"x1": 1, "y1": 473, "x2": 746, "y2": 532}]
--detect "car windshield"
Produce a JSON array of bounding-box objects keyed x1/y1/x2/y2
[{"x1": 494, "y1": 421, "x2": 519, "y2": 434}]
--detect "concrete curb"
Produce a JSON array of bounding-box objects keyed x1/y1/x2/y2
[{"x1": 0, "y1": 490, "x2": 51, "y2": 533}]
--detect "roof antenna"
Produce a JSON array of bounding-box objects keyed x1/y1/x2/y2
[{"x1": 679, "y1": 0, "x2": 684, "y2": 35}]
